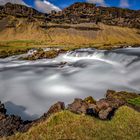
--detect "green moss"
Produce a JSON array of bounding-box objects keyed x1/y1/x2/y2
[
  {"x1": 127, "y1": 97, "x2": 140, "y2": 107},
  {"x1": 84, "y1": 96, "x2": 96, "y2": 104}
]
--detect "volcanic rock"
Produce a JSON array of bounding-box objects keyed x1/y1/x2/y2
[
  {"x1": 48, "y1": 2, "x2": 140, "y2": 29},
  {"x1": 67, "y1": 98, "x2": 89, "y2": 114},
  {"x1": 0, "y1": 3, "x2": 46, "y2": 19},
  {"x1": 98, "y1": 107, "x2": 115, "y2": 120},
  {"x1": 43, "y1": 102, "x2": 65, "y2": 118}
]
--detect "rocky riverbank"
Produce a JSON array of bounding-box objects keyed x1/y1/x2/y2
[
  {"x1": 0, "y1": 90, "x2": 139, "y2": 138},
  {"x1": 1, "y1": 44, "x2": 140, "y2": 59}
]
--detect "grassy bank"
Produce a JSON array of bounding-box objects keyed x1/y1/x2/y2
[
  {"x1": 0, "y1": 23, "x2": 140, "y2": 57},
  {"x1": 3, "y1": 106, "x2": 140, "y2": 140},
  {"x1": 0, "y1": 39, "x2": 140, "y2": 58}
]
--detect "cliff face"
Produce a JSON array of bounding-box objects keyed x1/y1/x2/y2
[
  {"x1": 48, "y1": 2, "x2": 140, "y2": 28},
  {"x1": 0, "y1": 2, "x2": 46, "y2": 19},
  {"x1": 0, "y1": 2, "x2": 139, "y2": 28}
]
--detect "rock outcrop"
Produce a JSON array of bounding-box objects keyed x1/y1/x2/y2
[
  {"x1": 0, "y1": 101, "x2": 65, "y2": 137},
  {"x1": 48, "y1": 2, "x2": 140, "y2": 29},
  {"x1": 0, "y1": 101, "x2": 31, "y2": 137},
  {"x1": 67, "y1": 90, "x2": 140, "y2": 120},
  {"x1": 67, "y1": 98, "x2": 89, "y2": 114},
  {"x1": 0, "y1": 90, "x2": 139, "y2": 137},
  {"x1": 0, "y1": 2, "x2": 46, "y2": 20},
  {"x1": 0, "y1": 2, "x2": 140, "y2": 29},
  {"x1": 43, "y1": 102, "x2": 65, "y2": 118}
]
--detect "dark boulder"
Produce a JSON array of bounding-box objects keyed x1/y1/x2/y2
[
  {"x1": 98, "y1": 107, "x2": 115, "y2": 120},
  {"x1": 86, "y1": 103, "x2": 98, "y2": 117},
  {"x1": 0, "y1": 101, "x2": 6, "y2": 114}
]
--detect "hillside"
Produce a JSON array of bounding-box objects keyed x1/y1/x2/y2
[
  {"x1": 0, "y1": 2, "x2": 140, "y2": 49},
  {"x1": 2, "y1": 106, "x2": 140, "y2": 140}
]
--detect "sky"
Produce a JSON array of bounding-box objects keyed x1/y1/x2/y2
[
  {"x1": 23, "y1": 0, "x2": 140, "y2": 10},
  {"x1": 0, "y1": 0, "x2": 139, "y2": 13}
]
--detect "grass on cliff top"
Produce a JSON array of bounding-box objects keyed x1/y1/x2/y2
[{"x1": 4, "y1": 106, "x2": 140, "y2": 140}]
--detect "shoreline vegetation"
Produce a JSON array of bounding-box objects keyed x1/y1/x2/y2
[
  {"x1": 0, "y1": 40, "x2": 140, "y2": 59},
  {"x1": 0, "y1": 90, "x2": 139, "y2": 139}
]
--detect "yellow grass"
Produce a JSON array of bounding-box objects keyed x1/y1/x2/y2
[
  {"x1": 2, "y1": 106, "x2": 140, "y2": 140},
  {"x1": 0, "y1": 21, "x2": 140, "y2": 48}
]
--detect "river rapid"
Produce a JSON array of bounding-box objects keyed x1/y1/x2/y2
[{"x1": 0, "y1": 47, "x2": 140, "y2": 120}]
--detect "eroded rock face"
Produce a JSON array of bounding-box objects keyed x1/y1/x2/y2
[
  {"x1": 43, "y1": 102, "x2": 65, "y2": 118},
  {"x1": 0, "y1": 101, "x2": 65, "y2": 137},
  {"x1": 98, "y1": 107, "x2": 114, "y2": 120},
  {"x1": 0, "y1": 3, "x2": 45, "y2": 19},
  {"x1": 0, "y1": 102, "x2": 29, "y2": 137},
  {"x1": 106, "y1": 90, "x2": 139, "y2": 101},
  {"x1": 68, "y1": 98, "x2": 89, "y2": 114},
  {"x1": 48, "y1": 2, "x2": 140, "y2": 28}
]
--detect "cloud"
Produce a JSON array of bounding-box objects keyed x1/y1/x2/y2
[
  {"x1": 120, "y1": 0, "x2": 130, "y2": 8},
  {"x1": 0, "y1": 0, "x2": 27, "y2": 6},
  {"x1": 35, "y1": 0, "x2": 61, "y2": 13},
  {"x1": 86, "y1": 0, "x2": 106, "y2": 6}
]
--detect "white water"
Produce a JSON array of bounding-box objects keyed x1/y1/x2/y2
[{"x1": 0, "y1": 47, "x2": 140, "y2": 120}]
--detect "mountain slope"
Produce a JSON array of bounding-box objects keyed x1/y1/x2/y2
[{"x1": 0, "y1": 2, "x2": 140, "y2": 48}]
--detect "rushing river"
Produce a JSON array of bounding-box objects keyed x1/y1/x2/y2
[{"x1": 0, "y1": 47, "x2": 140, "y2": 120}]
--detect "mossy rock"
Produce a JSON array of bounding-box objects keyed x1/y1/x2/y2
[
  {"x1": 84, "y1": 96, "x2": 96, "y2": 104},
  {"x1": 106, "y1": 90, "x2": 139, "y2": 101}
]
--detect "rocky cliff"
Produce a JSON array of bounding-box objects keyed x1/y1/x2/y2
[
  {"x1": 48, "y1": 2, "x2": 140, "y2": 28},
  {"x1": 0, "y1": 2, "x2": 46, "y2": 20},
  {"x1": 0, "y1": 2, "x2": 140, "y2": 29}
]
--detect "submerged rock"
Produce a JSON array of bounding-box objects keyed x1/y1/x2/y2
[{"x1": 21, "y1": 49, "x2": 67, "y2": 60}]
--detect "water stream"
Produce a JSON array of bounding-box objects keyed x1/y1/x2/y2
[{"x1": 0, "y1": 47, "x2": 140, "y2": 120}]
